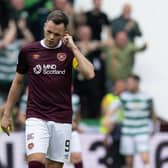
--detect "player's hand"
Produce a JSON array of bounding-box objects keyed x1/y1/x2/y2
[
  {"x1": 1, "y1": 114, "x2": 12, "y2": 136},
  {"x1": 62, "y1": 32, "x2": 77, "y2": 50},
  {"x1": 143, "y1": 42, "x2": 148, "y2": 49},
  {"x1": 17, "y1": 17, "x2": 27, "y2": 31},
  {"x1": 125, "y1": 20, "x2": 135, "y2": 32}
]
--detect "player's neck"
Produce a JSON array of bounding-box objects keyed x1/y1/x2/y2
[{"x1": 130, "y1": 88, "x2": 139, "y2": 94}]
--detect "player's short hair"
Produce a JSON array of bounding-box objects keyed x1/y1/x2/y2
[
  {"x1": 128, "y1": 74, "x2": 140, "y2": 82},
  {"x1": 46, "y1": 10, "x2": 69, "y2": 28}
]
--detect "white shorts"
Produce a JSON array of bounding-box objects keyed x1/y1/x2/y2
[
  {"x1": 25, "y1": 118, "x2": 72, "y2": 163},
  {"x1": 120, "y1": 134, "x2": 150, "y2": 155},
  {"x1": 70, "y1": 131, "x2": 82, "y2": 153}
]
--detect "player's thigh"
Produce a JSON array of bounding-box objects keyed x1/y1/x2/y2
[
  {"x1": 135, "y1": 134, "x2": 150, "y2": 164},
  {"x1": 28, "y1": 153, "x2": 46, "y2": 164},
  {"x1": 47, "y1": 122, "x2": 72, "y2": 163},
  {"x1": 120, "y1": 135, "x2": 135, "y2": 156},
  {"x1": 135, "y1": 134, "x2": 150, "y2": 153},
  {"x1": 25, "y1": 117, "x2": 49, "y2": 161}
]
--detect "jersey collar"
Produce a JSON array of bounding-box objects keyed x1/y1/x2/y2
[{"x1": 40, "y1": 40, "x2": 62, "y2": 49}]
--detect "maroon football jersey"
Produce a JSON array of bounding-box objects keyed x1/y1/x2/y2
[{"x1": 17, "y1": 40, "x2": 74, "y2": 123}]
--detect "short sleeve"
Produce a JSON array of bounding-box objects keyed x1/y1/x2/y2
[
  {"x1": 72, "y1": 57, "x2": 78, "y2": 69},
  {"x1": 16, "y1": 48, "x2": 28, "y2": 74}
]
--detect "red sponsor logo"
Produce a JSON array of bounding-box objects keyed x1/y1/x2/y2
[
  {"x1": 28, "y1": 143, "x2": 34, "y2": 150},
  {"x1": 57, "y1": 53, "x2": 67, "y2": 62}
]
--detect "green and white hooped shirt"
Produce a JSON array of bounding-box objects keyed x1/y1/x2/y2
[{"x1": 110, "y1": 91, "x2": 153, "y2": 136}]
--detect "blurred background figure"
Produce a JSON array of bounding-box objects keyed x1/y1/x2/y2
[
  {"x1": 0, "y1": 0, "x2": 10, "y2": 32},
  {"x1": 111, "y1": 3, "x2": 142, "y2": 42},
  {"x1": 0, "y1": 0, "x2": 34, "y2": 133},
  {"x1": 104, "y1": 31, "x2": 147, "y2": 91},
  {"x1": 23, "y1": 0, "x2": 52, "y2": 40},
  {"x1": 85, "y1": 0, "x2": 111, "y2": 41},
  {"x1": 105, "y1": 74, "x2": 157, "y2": 168},
  {"x1": 110, "y1": 3, "x2": 143, "y2": 68},
  {"x1": 74, "y1": 24, "x2": 107, "y2": 118},
  {"x1": 16, "y1": 86, "x2": 28, "y2": 131},
  {"x1": 52, "y1": 0, "x2": 76, "y2": 36},
  {"x1": 0, "y1": 17, "x2": 34, "y2": 105},
  {"x1": 101, "y1": 80, "x2": 126, "y2": 133},
  {"x1": 100, "y1": 80, "x2": 126, "y2": 168},
  {"x1": 65, "y1": 86, "x2": 83, "y2": 168}
]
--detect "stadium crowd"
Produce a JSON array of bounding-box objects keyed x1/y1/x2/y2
[{"x1": 0, "y1": 0, "x2": 166, "y2": 168}]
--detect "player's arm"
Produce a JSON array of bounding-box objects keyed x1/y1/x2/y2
[
  {"x1": 148, "y1": 98, "x2": 157, "y2": 123},
  {"x1": 62, "y1": 33, "x2": 95, "y2": 80},
  {"x1": 132, "y1": 42, "x2": 147, "y2": 53},
  {"x1": 150, "y1": 104, "x2": 159, "y2": 133},
  {"x1": 148, "y1": 99, "x2": 159, "y2": 135},
  {"x1": 1, "y1": 73, "x2": 25, "y2": 135},
  {"x1": 102, "y1": 107, "x2": 118, "y2": 132},
  {"x1": 17, "y1": 17, "x2": 34, "y2": 44},
  {"x1": 102, "y1": 99, "x2": 121, "y2": 132},
  {"x1": 151, "y1": 106, "x2": 157, "y2": 123},
  {"x1": 0, "y1": 20, "x2": 16, "y2": 49}
]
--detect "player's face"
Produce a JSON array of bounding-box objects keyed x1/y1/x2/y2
[
  {"x1": 44, "y1": 20, "x2": 65, "y2": 48},
  {"x1": 126, "y1": 78, "x2": 139, "y2": 92}
]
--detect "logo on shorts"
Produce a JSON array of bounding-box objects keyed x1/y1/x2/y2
[
  {"x1": 33, "y1": 64, "x2": 42, "y2": 74},
  {"x1": 27, "y1": 133, "x2": 35, "y2": 141},
  {"x1": 28, "y1": 143, "x2": 34, "y2": 150},
  {"x1": 57, "y1": 53, "x2": 67, "y2": 62}
]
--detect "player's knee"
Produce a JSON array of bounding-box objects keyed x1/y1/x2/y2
[
  {"x1": 47, "y1": 159, "x2": 63, "y2": 168},
  {"x1": 47, "y1": 164, "x2": 63, "y2": 168},
  {"x1": 70, "y1": 152, "x2": 82, "y2": 164},
  {"x1": 125, "y1": 156, "x2": 133, "y2": 168},
  {"x1": 27, "y1": 153, "x2": 46, "y2": 165},
  {"x1": 141, "y1": 152, "x2": 150, "y2": 164},
  {"x1": 28, "y1": 161, "x2": 45, "y2": 168}
]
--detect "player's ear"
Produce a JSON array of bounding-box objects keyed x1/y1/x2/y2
[{"x1": 43, "y1": 24, "x2": 46, "y2": 32}]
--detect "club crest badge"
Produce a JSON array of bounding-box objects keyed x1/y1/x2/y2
[
  {"x1": 57, "y1": 53, "x2": 67, "y2": 62},
  {"x1": 28, "y1": 143, "x2": 34, "y2": 150}
]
